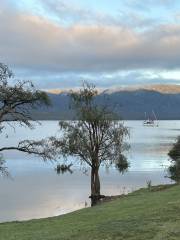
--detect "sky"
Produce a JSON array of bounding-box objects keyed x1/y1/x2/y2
[{"x1": 1, "y1": 0, "x2": 180, "y2": 90}]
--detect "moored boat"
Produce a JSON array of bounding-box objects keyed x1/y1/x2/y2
[{"x1": 143, "y1": 111, "x2": 158, "y2": 127}]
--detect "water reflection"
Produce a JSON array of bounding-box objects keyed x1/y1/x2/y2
[
  {"x1": 55, "y1": 163, "x2": 73, "y2": 175},
  {"x1": 0, "y1": 120, "x2": 178, "y2": 222}
]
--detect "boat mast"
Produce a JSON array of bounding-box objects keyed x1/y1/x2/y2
[
  {"x1": 144, "y1": 112, "x2": 147, "y2": 120},
  {"x1": 152, "y1": 110, "x2": 158, "y2": 126},
  {"x1": 152, "y1": 110, "x2": 157, "y2": 121}
]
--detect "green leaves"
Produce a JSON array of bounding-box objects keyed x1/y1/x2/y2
[
  {"x1": 57, "y1": 82, "x2": 130, "y2": 170},
  {"x1": 0, "y1": 63, "x2": 53, "y2": 175},
  {"x1": 115, "y1": 155, "x2": 129, "y2": 174},
  {"x1": 0, "y1": 63, "x2": 51, "y2": 128},
  {"x1": 0, "y1": 155, "x2": 9, "y2": 177},
  {"x1": 168, "y1": 136, "x2": 180, "y2": 183}
]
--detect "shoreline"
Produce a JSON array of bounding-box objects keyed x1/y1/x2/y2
[
  {"x1": 0, "y1": 183, "x2": 176, "y2": 225},
  {"x1": 1, "y1": 183, "x2": 179, "y2": 240}
]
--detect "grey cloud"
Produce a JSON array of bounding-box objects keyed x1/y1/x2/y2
[
  {"x1": 38, "y1": 0, "x2": 94, "y2": 24},
  {"x1": 117, "y1": 11, "x2": 158, "y2": 30},
  {"x1": 38, "y1": 0, "x2": 158, "y2": 29},
  {"x1": 16, "y1": 69, "x2": 180, "y2": 90},
  {"x1": 37, "y1": 0, "x2": 120, "y2": 26},
  {"x1": 124, "y1": 0, "x2": 177, "y2": 11},
  {"x1": 1, "y1": 6, "x2": 180, "y2": 76}
]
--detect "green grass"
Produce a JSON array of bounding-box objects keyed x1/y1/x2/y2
[{"x1": 0, "y1": 184, "x2": 180, "y2": 240}]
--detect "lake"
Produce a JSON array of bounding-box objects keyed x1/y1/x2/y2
[{"x1": 0, "y1": 120, "x2": 179, "y2": 223}]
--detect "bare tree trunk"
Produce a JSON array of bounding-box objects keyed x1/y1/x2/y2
[{"x1": 91, "y1": 165, "x2": 101, "y2": 206}]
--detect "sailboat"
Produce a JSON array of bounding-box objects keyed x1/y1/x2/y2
[{"x1": 143, "y1": 110, "x2": 158, "y2": 127}]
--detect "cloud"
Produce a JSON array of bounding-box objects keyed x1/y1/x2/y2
[
  {"x1": 1, "y1": 1, "x2": 180, "y2": 89},
  {"x1": 1, "y1": 7, "x2": 180, "y2": 74},
  {"x1": 36, "y1": 0, "x2": 158, "y2": 30},
  {"x1": 124, "y1": 0, "x2": 177, "y2": 11},
  {"x1": 38, "y1": 0, "x2": 98, "y2": 24},
  {"x1": 15, "y1": 68, "x2": 180, "y2": 90}
]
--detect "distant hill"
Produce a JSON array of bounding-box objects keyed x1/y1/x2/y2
[{"x1": 32, "y1": 85, "x2": 180, "y2": 120}]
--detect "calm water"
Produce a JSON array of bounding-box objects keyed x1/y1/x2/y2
[{"x1": 0, "y1": 120, "x2": 179, "y2": 222}]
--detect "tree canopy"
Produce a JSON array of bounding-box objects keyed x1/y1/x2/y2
[
  {"x1": 0, "y1": 63, "x2": 50, "y2": 128},
  {"x1": 0, "y1": 63, "x2": 54, "y2": 175},
  {"x1": 52, "y1": 83, "x2": 130, "y2": 205},
  {"x1": 168, "y1": 136, "x2": 180, "y2": 183}
]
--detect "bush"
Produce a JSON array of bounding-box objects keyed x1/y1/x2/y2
[{"x1": 168, "y1": 137, "x2": 180, "y2": 183}]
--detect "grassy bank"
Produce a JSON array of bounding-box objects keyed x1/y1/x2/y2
[{"x1": 0, "y1": 184, "x2": 180, "y2": 240}]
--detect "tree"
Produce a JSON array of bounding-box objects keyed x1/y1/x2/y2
[
  {"x1": 0, "y1": 63, "x2": 54, "y2": 175},
  {"x1": 53, "y1": 83, "x2": 130, "y2": 205},
  {"x1": 168, "y1": 136, "x2": 180, "y2": 183},
  {"x1": 0, "y1": 157, "x2": 8, "y2": 177}
]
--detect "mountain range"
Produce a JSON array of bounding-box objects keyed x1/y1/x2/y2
[{"x1": 32, "y1": 85, "x2": 180, "y2": 120}]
